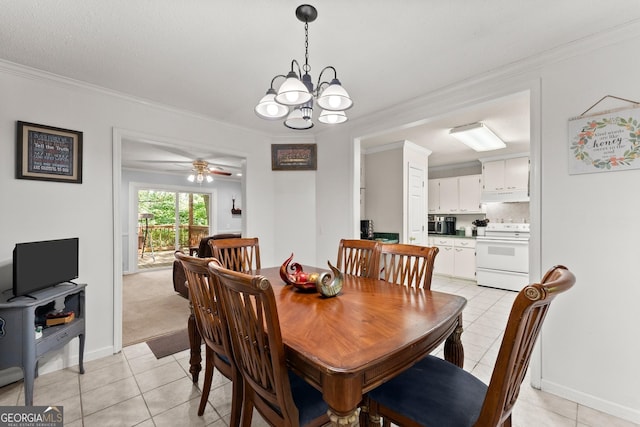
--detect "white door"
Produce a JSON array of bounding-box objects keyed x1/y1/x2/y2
[{"x1": 407, "y1": 164, "x2": 425, "y2": 245}]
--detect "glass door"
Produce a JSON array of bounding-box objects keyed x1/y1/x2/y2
[
  {"x1": 177, "y1": 192, "x2": 210, "y2": 255},
  {"x1": 137, "y1": 189, "x2": 211, "y2": 270}
]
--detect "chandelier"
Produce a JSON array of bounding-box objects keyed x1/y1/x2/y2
[
  {"x1": 187, "y1": 160, "x2": 213, "y2": 184},
  {"x1": 254, "y1": 4, "x2": 353, "y2": 130}
]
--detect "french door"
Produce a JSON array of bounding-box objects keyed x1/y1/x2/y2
[{"x1": 135, "y1": 189, "x2": 211, "y2": 270}]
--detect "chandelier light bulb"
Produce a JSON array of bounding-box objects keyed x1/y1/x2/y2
[
  {"x1": 318, "y1": 109, "x2": 347, "y2": 124},
  {"x1": 328, "y1": 95, "x2": 342, "y2": 109},
  {"x1": 267, "y1": 104, "x2": 280, "y2": 116},
  {"x1": 196, "y1": 173, "x2": 204, "y2": 183}
]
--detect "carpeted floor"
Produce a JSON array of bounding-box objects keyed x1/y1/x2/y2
[{"x1": 122, "y1": 268, "x2": 191, "y2": 346}]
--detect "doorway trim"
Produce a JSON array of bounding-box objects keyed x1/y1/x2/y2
[
  {"x1": 351, "y1": 78, "x2": 542, "y2": 386},
  {"x1": 112, "y1": 127, "x2": 246, "y2": 353}
]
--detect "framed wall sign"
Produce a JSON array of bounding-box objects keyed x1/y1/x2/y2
[
  {"x1": 16, "y1": 121, "x2": 83, "y2": 183},
  {"x1": 568, "y1": 106, "x2": 640, "y2": 175},
  {"x1": 271, "y1": 143, "x2": 317, "y2": 171}
]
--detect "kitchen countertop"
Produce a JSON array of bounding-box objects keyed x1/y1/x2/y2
[{"x1": 429, "y1": 234, "x2": 477, "y2": 239}]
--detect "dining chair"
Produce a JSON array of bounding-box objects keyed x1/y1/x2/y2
[
  {"x1": 208, "y1": 261, "x2": 330, "y2": 427},
  {"x1": 377, "y1": 243, "x2": 439, "y2": 289},
  {"x1": 174, "y1": 253, "x2": 242, "y2": 425},
  {"x1": 367, "y1": 265, "x2": 576, "y2": 427},
  {"x1": 209, "y1": 237, "x2": 261, "y2": 273},
  {"x1": 336, "y1": 238, "x2": 381, "y2": 278}
]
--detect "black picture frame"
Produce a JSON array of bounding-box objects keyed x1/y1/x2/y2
[
  {"x1": 16, "y1": 121, "x2": 83, "y2": 184},
  {"x1": 271, "y1": 143, "x2": 317, "y2": 171}
]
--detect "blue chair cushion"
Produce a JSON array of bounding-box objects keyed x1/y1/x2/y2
[
  {"x1": 289, "y1": 370, "x2": 329, "y2": 425},
  {"x1": 368, "y1": 355, "x2": 488, "y2": 427},
  {"x1": 215, "y1": 352, "x2": 231, "y2": 365}
]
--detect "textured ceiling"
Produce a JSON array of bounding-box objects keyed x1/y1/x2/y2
[{"x1": 2, "y1": 1, "x2": 639, "y2": 168}]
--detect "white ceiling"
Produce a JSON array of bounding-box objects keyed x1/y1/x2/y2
[{"x1": 3, "y1": 1, "x2": 640, "y2": 169}]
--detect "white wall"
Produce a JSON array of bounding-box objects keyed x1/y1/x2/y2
[
  {"x1": 313, "y1": 22, "x2": 640, "y2": 423},
  {"x1": 365, "y1": 146, "x2": 403, "y2": 234},
  {"x1": 2, "y1": 19, "x2": 640, "y2": 422},
  {"x1": 0, "y1": 63, "x2": 276, "y2": 373}
]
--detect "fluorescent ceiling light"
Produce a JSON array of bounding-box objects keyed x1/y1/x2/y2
[{"x1": 449, "y1": 122, "x2": 506, "y2": 152}]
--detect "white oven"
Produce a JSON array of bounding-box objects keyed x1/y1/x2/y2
[{"x1": 476, "y1": 223, "x2": 530, "y2": 291}]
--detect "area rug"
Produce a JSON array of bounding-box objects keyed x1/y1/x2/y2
[{"x1": 146, "y1": 329, "x2": 190, "y2": 359}]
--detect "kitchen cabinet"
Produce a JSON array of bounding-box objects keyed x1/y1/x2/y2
[
  {"x1": 427, "y1": 180, "x2": 439, "y2": 213},
  {"x1": 427, "y1": 174, "x2": 483, "y2": 214},
  {"x1": 432, "y1": 236, "x2": 454, "y2": 276},
  {"x1": 481, "y1": 156, "x2": 529, "y2": 201},
  {"x1": 431, "y1": 237, "x2": 476, "y2": 280},
  {"x1": 453, "y1": 238, "x2": 476, "y2": 280},
  {"x1": 458, "y1": 175, "x2": 482, "y2": 213},
  {"x1": 438, "y1": 177, "x2": 458, "y2": 213}
]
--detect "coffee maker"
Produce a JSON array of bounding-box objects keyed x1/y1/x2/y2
[
  {"x1": 360, "y1": 220, "x2": 374, "y2": 239},
  {"x1": 444, "y1": 216, "x2": 457, "y2": 235}
]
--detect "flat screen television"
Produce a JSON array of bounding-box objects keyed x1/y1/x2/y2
[{"x1": 12, "y1": 238, "x2": 79, "y2": 298}]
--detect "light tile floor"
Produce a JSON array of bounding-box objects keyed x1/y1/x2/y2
[{"x1": 1, "y1": 276, "x2": 638, "y2": 426}]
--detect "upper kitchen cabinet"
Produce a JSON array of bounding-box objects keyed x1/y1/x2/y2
[
  {"x1": 480, "y1": 155, "x2": 529, "y2": 202},
  {"x1": 428, "y1": 174, "x2": 483, "y2": 214}
]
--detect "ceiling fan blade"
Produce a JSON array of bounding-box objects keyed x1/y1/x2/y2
[{"x1": 210, "y1": 170, "x2": 232, "y2": 176}]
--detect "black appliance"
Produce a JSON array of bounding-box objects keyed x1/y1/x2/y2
[
  {"x1": 444, "y1": 216, "x2": 457, "y2": 235},
  {"x1": 360, "y1": 220, "x2": 374, "y2": 239},
  {"x1": 427, "y1": 216, "x2": 436, "y2": 233}
]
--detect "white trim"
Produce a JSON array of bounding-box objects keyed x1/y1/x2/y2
[
  {"x1": 112, "y1": 128, "x2": 123, "y2": 353},
  {"x1": 477, "y1": 152, "x2": 530, "y2": 163},
  {"x1": 541, "y1": 378, "x2": 640, "y2": 424}
]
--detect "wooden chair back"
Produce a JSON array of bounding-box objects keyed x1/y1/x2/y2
[
  {"x1": 209, "y1": 237, "x2": 261, "y2": 273},
  {"x1": 378, "y1": 243, "x2": 439, "y2": 289},
  {"x1": 208, "y1": 262, "x2": 328, "y2": 427},
  {"x1": 476, "y1": 264, "x2": 576, "y2": 426},
  {"x1": 336, "y1": 239, "x2": 381, "y2": 278},
  {"x1": 175, "y1": 253, "x2": 240, "y2": 422}
]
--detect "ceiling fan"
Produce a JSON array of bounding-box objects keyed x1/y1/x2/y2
[
  {"x1": 121, "y1": 141, "x2": 242, "y2": 177},
  {"x1": 188, "y1": 159, "x2": 231, "y2": 183}
]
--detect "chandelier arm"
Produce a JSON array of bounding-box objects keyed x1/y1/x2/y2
[
  {"x1": 316, "y1": 66, "x2": 338, "y2": 93},
  {"x1": 290, "y1": 59, "x2": 303, "y2": 79},
  {"x1": 269, "y1": 74, "x2": 288, "y2": 89}
]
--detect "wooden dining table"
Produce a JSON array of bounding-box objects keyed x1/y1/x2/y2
[{"x1": 187, "y1": 265, "x2": 467, "y2": 427}]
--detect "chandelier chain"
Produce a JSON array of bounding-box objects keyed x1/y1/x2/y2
[{"x1": 303, "y1": 21, "x2": 310, "y2": 74}]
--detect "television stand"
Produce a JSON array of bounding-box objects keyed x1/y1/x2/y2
[{"x1": 0, "y1": 283, "x2": 86, "y2": 405}]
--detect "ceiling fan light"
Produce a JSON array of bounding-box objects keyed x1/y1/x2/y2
[
  {"x1": 274, "y1": 71, "x2": 312, "y2": 106},
  {"x1": 317, "y1": 79, "x2": 353, "y2": 111},
  {"x1": 187, "y1": 174, "x2": 196, "y2": 182},
  {"x1": 255, "y1": 88, "x2": 289, "y2": 119},
  {"x1": 318, "y1": 109, "x2": 347, "y2": 124},
  {"x1": 449, "y1": 122, "x2": 506, "y2": 152},
  {"x1": 284, "y1": 108, "x2": 314, "y2": 130},
  {"x1": 206, "y1": 175, "x2": 213, "y2": 183}
]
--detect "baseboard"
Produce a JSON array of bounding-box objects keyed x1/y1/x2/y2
[{"x1": 541, "y1": 378, "x2": 640, "y2": 424}]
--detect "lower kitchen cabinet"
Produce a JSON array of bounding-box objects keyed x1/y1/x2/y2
[{"x1": 431, "y1": 236, "x2": 476, "y2": 281}]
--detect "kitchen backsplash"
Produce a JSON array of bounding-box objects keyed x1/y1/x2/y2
[{"x1": 453, "y1": 202, "x2": 530, "y2": 230}]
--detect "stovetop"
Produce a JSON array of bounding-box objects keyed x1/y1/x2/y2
[{"x1": 484, "y1": 223, "x2": 530, "y2": 233}]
